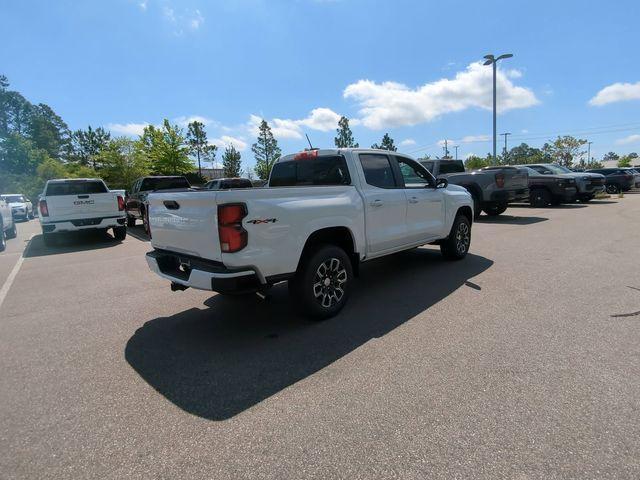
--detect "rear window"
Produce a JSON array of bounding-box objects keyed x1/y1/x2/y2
[
  {"x1": 45, "y1": 181, "x2": 108, "y2": 196},
  {"x1": 438, "y1": 161, "x2": 465, "y2": 174},
  {"x1": 3, "y1": 195, "x2": 25, "y2": 203},
  {"x1": 140, "y1": 177, "x2": 190, "y2": 191},
  {"x1": 219, "y1": 179, "x2": 253, "y2": 189},
  {"x1": 421, "y1": 161, "x2": 435, "y2": 173},
  {"x1": 270, "y1": 155, "x2": 351, "y2": 187}
]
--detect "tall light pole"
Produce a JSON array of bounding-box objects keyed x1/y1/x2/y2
[
  {"x1": 500, "y1": 132, "x2": 511, "y2": 162},
  {"x1": 587, "y1": 141, "x2": 593, "y2": 165},
  {"x1": 483, "y1": 53, "x2": 513, "y2": 162},
  {"x1": 454, "y1": 145, "x2": 459, "y2": 160}
]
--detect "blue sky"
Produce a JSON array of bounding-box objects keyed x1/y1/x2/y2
[{"x1": 2, "y1": 0, "x2": 640, "y2": 171}]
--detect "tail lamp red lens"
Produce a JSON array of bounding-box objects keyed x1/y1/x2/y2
[
  {"x1": 495, "y1": 173, "x2": 505, "y2": 188},
  {"x1": 218, "y1": 204, "x2": 247, "y2": 253},
  {"x1": 117, "y1": 195, "x2": 125, "y2": 211},
  {"x1": 39, "y1": 199, "x2": 49, "y2": 217},
  {"x1": 294, "y1": 150, "x2": 319, "y2": 160}
]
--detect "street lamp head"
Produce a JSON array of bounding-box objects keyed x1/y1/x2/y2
[
  {"x1": 483, "y1": 54, "x2": 495, "y2": 65},
  {"x1": 483, "y1": 59, "x2": 494, "y2": 66},
  {"x1": 497, "y1": 53, "x2": 513, "y2": 60}
]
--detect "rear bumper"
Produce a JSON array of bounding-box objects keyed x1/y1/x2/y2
[
  {"x1": 146, "y1": 249, "x2": 263, "y2": 294},
  {"x1": 490, "y1": 188, "x2": 530, "y2": 203},
  {"x1": 40, "y1": 215, "x2": 125, "y2": 233}
]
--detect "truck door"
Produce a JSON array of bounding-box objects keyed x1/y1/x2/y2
[
  {"x1": 358, "y1": 153, "x2": 408, "y2": 254},
  {"x1": 392, "y1": 156, "x2": 445, "y2": 243}
]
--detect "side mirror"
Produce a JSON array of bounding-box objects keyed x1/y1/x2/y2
[{"x1": 436, "y1": 178, "x2": 448, "y2": 189}]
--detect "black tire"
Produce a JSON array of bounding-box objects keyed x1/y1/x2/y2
[
  {"x1": 6, "y1": 221, "x2": 17, "y2": 239},
  {"x1": 289, "y1": 244, "x2": 353, "y2": 320},
  {"x1": 113, "y1": 226, "x2": 127, "y2": 241},
  {"x1": 482, "y1": 202, "x2": 508, "y2": 216},
  {"x1": 0, "y1": 224, "x2": 6, "y2": 252},
  {"x1": 43, "y1": 233, "x2": 57, "y2": 247},
  {"x1": 142, "y1": 207, "x2": 150, "y2": 236},
  {"x1": 530, "y1": 188, "x2": 551, "y2": 208},
  {"x1": 606, "y1": 184, "x2": 620, "y2": 194},
  {"x1": 440, "y1": 214, "x2": 472, "y2": 260},
  {"x1": 579, "y1": 194, "x2": 593, "y2": 203},
  {"x1": 127, "y1": 216, "x2": 136, "y2": 228}
]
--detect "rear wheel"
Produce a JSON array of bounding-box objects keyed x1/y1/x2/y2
[
  {"x1": 440, "y1": 214, "x2": 471, "y2": 260},
  {"x1": 113, "y1": 226, "x2": 127, "y2": 241},
  {"x1": 530, "y1": 188, "x2": 551, "y2": 208},
  {"x1": 6, "y1": 221, "x2": 17, "y2": 239},
  {"x1": 0, "y1": 224, "x2": 6, "y2": 252},
  {"x1": 290, "y1": 245, "x2": 353, "y2": 320},
  {"x1": 483, "y1": 202, "x2": 508, "y2": 216}
]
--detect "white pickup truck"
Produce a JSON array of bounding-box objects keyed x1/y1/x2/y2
[
  {"x1": 38, "y1": 178, "x2": 127, "y2": 246},
  {"x1": 146, "y1": 149, "x2": 474, "y2": 318}
]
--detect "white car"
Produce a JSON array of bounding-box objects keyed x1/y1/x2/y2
[
  {"x1": 0, "y1": 196, "x2": 18, "y2": 252},
  {"x1": 38, "y1": 178, "x2": 127, "y2": 246},
  {"x1": 1, "y1": 194, "x2": 33, "y2": 221},
  {"x1": 145, "y1": 148, "x2": 474, "y2": 319}
]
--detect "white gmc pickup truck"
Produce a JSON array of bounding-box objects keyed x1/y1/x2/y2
[
  {"x1": 146, "y1": 149, "x2": 474, "y2": 318},
  {"x1": 39, "y1": 178, "x2": 127, "y2": 246}
]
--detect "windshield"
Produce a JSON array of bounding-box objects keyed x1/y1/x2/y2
[
  {"x1": 548, "y1": 165, "x2": 572, "y2": 174},
  {"x1": 45, "y1": 181, "x2": 108, "y2": 196},
  {"x1": 3, "y1": 195, "x2": 25, "y2": 203},
  {"x1": 521, "y1": 167, "x2": 542, "y2": 176}
]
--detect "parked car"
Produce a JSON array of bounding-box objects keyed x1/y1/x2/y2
[
  {"x1": 38, "y1": 178, "x2": 127, "y2": 246},
  {"x1": 419, "y1": 159, "x2": 529, "y2": 218},
  {"x1": 125, "y1": 176, "x2": 191, "y2": 233},
  {"x1": 527, "y1": 164, "x2": 605, "y2": 202},
  {"x1": 585, "y1": 168, "x2": 635, "y2": 194},
  {"x1": 623, "y1": 168, "x2": 640, "y2": 188},
  {"x1": 483, "y1": 166, "x2": 577, "y2": 207},
  {"x1": 0, "y1": 194, "x2": 33, "y2": 220},
  {"x1": 204, "y1": 178, "x2": 253, "y2": 190},
  {"x1": 145, "y1": 148, "x2": 474, "y2": 319},
  {"x1": 0, "y1": 195, "x2": 18, "y2": 252}
]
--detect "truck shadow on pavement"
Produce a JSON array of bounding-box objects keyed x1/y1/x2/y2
[
  {"x1": 24, "y1": 231, "x2": 123, "y2": 258},
  {"x1": 475, "y1": 215, "x2": 547, "y2": 225},
  {"x1": 125, "y1": 249, "x2": 493, "y2": 421}
]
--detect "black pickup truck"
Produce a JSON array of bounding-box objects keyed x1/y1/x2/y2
[
  {"x1": 485, "y1": 166, "x2": 577, "y2": 207},
  {"x1": 125, "y1": 176, "x2": 191, "y2": 233}
]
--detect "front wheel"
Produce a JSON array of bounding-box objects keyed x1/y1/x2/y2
[
  {"x1": 142, "y1": 208, "x2": 150, "y2": 236},
  {"x1": 482, "y1": 202, "x2": 508, "y2": 216},
  {"x1": 0, "y1": 226, "x2": 6, "y2": 252},
  {"x1": 606, "y1": 184, "x2": 620, "y2": 194},
  {"x1": 530, "y1": 188, "x2": 551, "y2": 208},
  {"x1": 440, "y1": 214, "x2": 472, "y2": 260},
  {"x1": 290, "y1": 245, "x2": 353, "y2": 320}
]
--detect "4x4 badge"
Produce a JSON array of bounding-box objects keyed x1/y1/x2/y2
[{"x1": 247, "y1": 218, "x2": 277, "y2": 224}]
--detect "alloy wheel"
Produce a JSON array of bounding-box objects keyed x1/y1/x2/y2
[
  {"x1": 455, "y1": 222, "x2": 470, "y2": 255},
  {"x1": 313, "y1": 257, "x2": 348, "y2": 308}
]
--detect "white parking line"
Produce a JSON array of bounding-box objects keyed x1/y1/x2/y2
[{"x1": 0, "y1": 234, "x2": 35, "y2": 311}]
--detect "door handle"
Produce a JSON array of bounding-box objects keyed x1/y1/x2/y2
[
  {"x1": 370, "y1": 199, "x2": 383, "y2": 207},
  {"x1": 408, "y1": 197, "x2": 419, "y2": 204}
]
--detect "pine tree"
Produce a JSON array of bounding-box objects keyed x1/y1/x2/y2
[
  {"x1": 334, "y1": 116, "x2": 359, "y2": 148},
  {"x1": 186, "y1": 120, "x2": 216, "y2": 177},
  {"x1": 252, "y1": 119, "x2": 281, "y2": 180},
  {"x1": 222, "y1": 144, "x2": 242, "y2": 177},
  {"x1": 371, "y1": 133, "x2": 397, "y2": 151}
]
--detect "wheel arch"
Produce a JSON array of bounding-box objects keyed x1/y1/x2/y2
[{"x1": 297, "y1": 226, "x2": 359, "y2": 276}]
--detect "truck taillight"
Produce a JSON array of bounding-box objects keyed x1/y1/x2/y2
[
  {"x1": 495, "y1": 173, "x2": 505, "y2": 188},
  {"x1": 39, "y1": 199, "x2": 49, "y2": 217},
  {"x1": 218, "y1": 204, "x2": 247, "y2": 253},
  {"x1": 294, "y1": 150, "x2": 319, "y2": 160},
  {"x1": 117, "y1": 195, "x2": 125, "y2": 211}
]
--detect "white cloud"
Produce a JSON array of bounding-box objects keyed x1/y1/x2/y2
[
  {"x1": 211, "y1": 135, "x2": 247, "y2": 152},
  {"x1": 162, "y1": 6, "x2": 176, "y2": 22},
  {"x1": 106, "y1": 122, "x2": 149, "y2": 137},
  {"x1": 189, "y1": 9, "x2": 204, "y2": 29},
  {"x1": 248, "y1": 108, "x2": 342, "y2": 140},
  {"x1": 590, "y1": 81, "x2": 640, "y2": 106},
  {"x1": 139, "y1": 1, "x2": 147, "y2": 11},
  {"x1": 462, "y1": 134, "x2": 490, "y2": 143},
  {"x1": 400, "y1": 138, "x2": 416, "y2": 146},
  {"x1": 343, "y1": 62, "x2": 539, "y2": 130},
  {"x1": 615, "y1": 134, "x2": 640, "y2": 145},
  {"x1": 161, "y1": 5, "x2": 203, "y2": 33},
  {"x1": 174, "y1": 115, "x2": 216, "y2": 127}
]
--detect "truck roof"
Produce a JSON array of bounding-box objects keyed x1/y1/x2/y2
[
  {"x1": 278, "y1": 148, "x2": 417, "y2": 162},
  {"x1": 46, "y1": 178, "x2": 104, "y2": 183}
]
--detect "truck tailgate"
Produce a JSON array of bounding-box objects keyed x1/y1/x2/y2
[
  {"x1": 147, "y1": 190, "x2": 222, "y2": 262},
  {"x1": 46, "y1": 193, "x2": 120, "y2": 221},
  {"x1": 503, "y1": 168, "x2": 529, "y2": 190}
]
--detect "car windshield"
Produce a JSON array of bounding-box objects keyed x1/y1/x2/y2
[
  {"x1": 521, "y1": 167, "x2": 541, "y2": 176},
  {"x1": 3, "y1": 195, "x2": 25, "y2": 203},
  {"x1": 548, "y1": 165, "x2": 572, "y2": 174}
]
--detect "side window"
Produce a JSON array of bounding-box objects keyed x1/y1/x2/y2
[
  {"x1": 394, "y1": 156, "x2": 433, "y2": 187},
  {"x1": 359, "y1": 153, "x2": 398, "y2": 189}
]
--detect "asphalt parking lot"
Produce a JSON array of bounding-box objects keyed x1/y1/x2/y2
[{"x1": 1, "y1": 195, "x2": 639, "y2": 479}]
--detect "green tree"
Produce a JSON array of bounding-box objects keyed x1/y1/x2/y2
[
  {"x1": 98, "y1": 138, "x2": 150, "y2": 189},
  {"x1": 26, "y1": 103, "x2": 71, "y2": 159},
  {"x1": 71, "y1": 126, "x2": 111, "y2": 168},
  {"x1": 507, "y1": 143, "x2": 550, "y2": 165},
  {"x1": 186, "y1": 120, "x2": 216, "y2": 177},
  {"x1": 602, "y1": 151, "x2": 619, "y2": 164},
  {"x1": 541, "y1": 136, "x2": 587, "y2": 167},
  {"x1": 222, "y1": 144, "x2": 242, "y2": 177},
  {"x1": 36, "y1": 157, "x2": 68, "y2": 181},
  {"x1": 334, "y1": 116, "x2": 359, "y2": 148},
  {"x1": 618, "y1": 156, "x2": 632, "y2": 167},
  {"x1": 465, "y1": 155, "x2": 489, "y2": 170},
  {"x1": 0, "y1": 133, "x2": 50, "y2": 174},
  {"x1": 137, "y1": 120, "x2": 192, "y2": 175},
  {"x1": 251, "y1": 119, "x2": 281, "y2": 180},
  {"x1": 371, "y1": 133, "x2": 397, "y2": 151}
]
